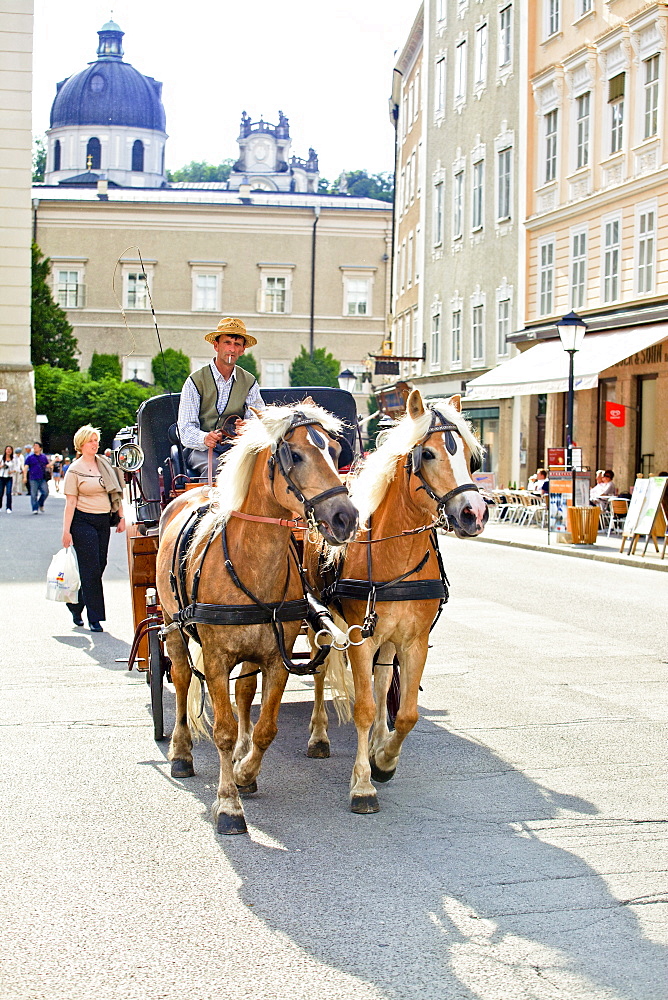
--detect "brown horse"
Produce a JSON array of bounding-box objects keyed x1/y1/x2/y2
[
  {"x1": 305, "y1": 389, "x2": 487, "y2": 814},
  {"x1": 156, "y1": 402, "x2": 358, "y2": 835}
]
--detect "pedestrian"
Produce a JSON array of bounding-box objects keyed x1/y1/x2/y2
[
  {"x1": 62, "y1": 454, "x2": 71, "y2": 477},
  {"x1": 23, "y1": 441, "x2": 51, "y2": 513},
  {"x1": 0, "y1": 446, "x2": 17, "y2": 512},
  {"x1": 52, "y1": 453, "x2": 63, "y2": 492},
  {"x1": 12, "y1": 447, "x2": 25, "y2": 495},
  {"x1": 62, "y1": 424, "x2": 126, "y2": 632}
]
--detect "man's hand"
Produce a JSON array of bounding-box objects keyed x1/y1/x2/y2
[{"x1": 203, "y1": 429, "x2": 223, "y2": 449}]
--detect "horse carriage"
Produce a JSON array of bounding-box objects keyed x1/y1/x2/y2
[{"x1": 117, "y1": 386, "x2": 488, "y2": 833}]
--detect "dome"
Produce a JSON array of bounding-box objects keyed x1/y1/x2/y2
[{"x1": 49, "y1": 21, "x2": 166, "y2": 132}]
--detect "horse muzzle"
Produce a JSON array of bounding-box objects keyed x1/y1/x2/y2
[
  {"x1": 446, "y1": 490, "x2": 489, "y2": 537},
  {"x1": 315, "y1": 496, "x2": 359, "y2": 546}
]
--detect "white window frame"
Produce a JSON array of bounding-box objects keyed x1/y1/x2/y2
[
  {"x1": 608, "y1": 73, "x2": 625, "y2": 155},
  {"x1": 435, "y1": 55, "x2": 447, "y2": 118},
  {"x1": 53, "y1": 260, "x2": 86, "y2": 309},
  {"x1": 407, "y1": 231, "x2": 414, "y2": 289},
  {"x1": 471, "y1": 300, "x2": 485, "y2": 366},
  {"x1": 544, "y1": 109, "x2": 558, "y2": 183},
  {"x1": 546, "y1": 0, "x2": 560, "y2": 38},
  {"x1": 575, "y1": 91, "x2": 590, "y2": 170},
  {"x1": 430, "y1": 301, "x2": 442, "y2": 372},
  {"x1": 190, "y1": 262, "x2": 225, "y2": 313},
  {"x1": 474, "y1": 22, "x2": 488, "y2": 89},
  {"x1": 454, "y1": 39, "x2": 467, "y2": 106},
  {"x1": 602, "y1": 215, "x2": 621, "y2": 304},
  {"x1": 453, "y1": 169, "x2": 464, "y2": 240},
  {"x1": 122, "y1": 263, "x2": 154, "y2": 311},
  {"x1": 261, "y1": 359, "x2": 290, "y2": 388},
  {"x1": 433, "y1": 178, "x2": 445, "y2": 247},
  {"x1": 415, "y1": 224, "x2": 423, "y2": 284},
  {"x1": 636, "y1": 202, "x2": 656, "y2": 296},
  {"x1": 643, "y1": 54, "x2": 660, "y2": 141},
  {"x1": 123, "y1": 355, "x2": 153, "y2": 383},
  {"x1": 451, "y1": 306, "x2": 462, "y2": 369},
  {"x1": 570, "y1": 228, "x2": 587, "y2": 310},
  {"x1": 472, "y1": 159, "x2": 484, "y2": 231},
  {"x1": 341, "y1": 267, "x2": 375, "y2": 317},
  {"x1": 257, "y1": 264, "x2": 294, "y2": 314},
  {"x1": 497, "y1": 146, "x2": 512, "y2": 221},
  {"x1": 499, "y1": 5, "x2": 512, "y2": 69},
  {"x1": 495, "y1": 280, "x2": 512, "y2": 357},
  {"x1": 577, "y1": 0, "x2": 592, "y2": 17},
  {"x1": 539, "y1": 238, "x2": 555, "y2": 316},
  {"x1": 436, "y1": 0, "x2": 447, "y2": 25}
]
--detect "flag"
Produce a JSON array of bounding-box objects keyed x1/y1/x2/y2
[{"x1": 605, "y1": 401, "x2": 625, "y2": 427}]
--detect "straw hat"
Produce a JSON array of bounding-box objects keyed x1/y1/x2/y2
[{"x1": 204, "y1": 317, "x2": 257, "y2": 349}]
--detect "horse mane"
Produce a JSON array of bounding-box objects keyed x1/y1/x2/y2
[
  {"x1": 350, "y1": 399, "x2": 483, "y2": 527},
  {"x1": 188, "y1": 401, "x2": 344, "y2": 557}
]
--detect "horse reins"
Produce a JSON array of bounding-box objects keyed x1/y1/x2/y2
[{"x1": 406, "y1": 408, "x2": 480, "y2": 529}]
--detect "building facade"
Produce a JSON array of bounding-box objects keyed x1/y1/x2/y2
[{"x1": 0, "y1": 0, "x2": 37, "y2": 443}]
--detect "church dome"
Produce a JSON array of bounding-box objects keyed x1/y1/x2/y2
[{"x1": 49, "y1": 20, "x2": 166, "y2": 133}]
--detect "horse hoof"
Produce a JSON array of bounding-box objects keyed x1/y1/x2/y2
[
  {"x1": 216, "y1": 812, "x2": 248, "y2": 836},
  {"x1": 236, "y1": 780, "x2": 258, "y2": 795},
  {"x1": 351, "y1": 794, "x2": 380, "y2": 814},
  {"x1": 370, "y1": 758, "x2": 396, "y2": 783},
  {"x1": 171, "y1": 759, "x2": 195, "y2": 778},
  {"x1": 307, "y1": 740, "x2": 330, "y2": 759}
]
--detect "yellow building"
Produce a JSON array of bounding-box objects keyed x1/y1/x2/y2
[{"x1": 468, "y1": 1, "x2": 668, "y2": 490}]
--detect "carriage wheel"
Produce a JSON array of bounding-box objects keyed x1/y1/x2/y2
[{"x1": 148, "y1": 626, "x2": 165, "y2": 742}]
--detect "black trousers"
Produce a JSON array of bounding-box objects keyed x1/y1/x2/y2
[{"x1": 66, "y1": 509, "x2": 111, "y2": 624}]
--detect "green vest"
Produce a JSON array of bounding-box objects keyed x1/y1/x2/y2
[{"x1": 189, "y1": 364, "x2": 257, "y2": 432}]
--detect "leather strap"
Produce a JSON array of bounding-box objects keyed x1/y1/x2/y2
[
  {"x1": 333, "y1": 579, "x2": 447, "y2": 602},
  {"x1": 172, "y1": 598, "x2": 309, "y2": 627},
  {"x1": 230, "y1": 510, "x2": 303, "y2": 529}
]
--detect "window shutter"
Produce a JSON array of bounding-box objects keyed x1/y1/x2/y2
[{"x1": 608, "y1": 73, "x2": 625, "y2": 103}]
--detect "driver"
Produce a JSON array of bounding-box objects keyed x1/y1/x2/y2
[{"x1": 177, "y1": 317, "x2": 265, "y2": 477}]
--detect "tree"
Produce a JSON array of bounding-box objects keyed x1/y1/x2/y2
[
  {"x1": 236, "y1": 352, "x2": 258, "y2": 379},
  {"x1": 320, "y1": 170, "x2": 394, "y2": 203},
  {"x1": 31, "y1": 242, "x2": 79, "y2": 370},
  {"x1": 366, "y1": 394, "x2": 381, "y2": 449},
  {"x1": 151, "y1": 348, "x2": 191, "y2": 392},
  {"x1": 289, "y1": 347, "x2": 339, "y2": 388},
  {"x1": 89, "y1": 352, "x2": 121, "y2": 381},
  {"x1": 167, "y1": 159, "x2": 234, "y2": 183},
  {"x1": 32, "y1": 136, "x2": 46, "y2": 182}
]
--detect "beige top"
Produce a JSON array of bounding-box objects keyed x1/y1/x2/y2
[{"x1": 64, "y1": 457, "x2": 112, "y2": 514}]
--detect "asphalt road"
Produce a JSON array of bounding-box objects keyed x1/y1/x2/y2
[{"x1": 0, "y1": 488, "x2": 666, "y2": 1000}]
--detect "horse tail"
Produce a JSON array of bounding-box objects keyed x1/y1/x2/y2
[
  {"x1": 186, "y1": 643, "x2": 213, "y2": 741},
  {"x1": 322, "y1": 614, "x2": 355, "y2": 723}
]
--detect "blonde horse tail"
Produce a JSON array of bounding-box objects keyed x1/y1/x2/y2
[
  {"x1": 186, "y1": 643, "x2": 213, "y2": 741},
  {"x1": 322, "y1": 614, "x2": 355, "y2": 723}
]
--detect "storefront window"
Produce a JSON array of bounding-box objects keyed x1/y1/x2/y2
[
  {"x1": 463, "y1": 407, "x2": 499, "y2": 474},
  {"x1": 637, "y1": 375, "x2": 657, "y2": 476},
  {"x1": 597, "y1": 378, "x2": 617, "y2": 473}
]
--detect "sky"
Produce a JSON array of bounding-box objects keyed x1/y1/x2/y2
[{"x1": 32, "y1": 0, "x2": 420, "y2": 181}]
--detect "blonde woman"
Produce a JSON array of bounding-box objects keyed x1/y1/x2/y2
[{"x1": 62, "y1": 425, "x2": 125, "y2": 632}]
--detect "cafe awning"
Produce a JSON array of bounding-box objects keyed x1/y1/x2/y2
[{"x1": 465, "y1": 325, "x2": 667, "y2": 399}]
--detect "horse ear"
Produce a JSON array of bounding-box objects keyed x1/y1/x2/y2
[
  {"x1": 250, "y1": 406, "x2": 263, "y2": 418},
  {"x1": 407, "y1": 389, "x2": 425, "y2": 420},
  {"x1": 447, "y1": 394, "x2": 462, "y2": 413}
]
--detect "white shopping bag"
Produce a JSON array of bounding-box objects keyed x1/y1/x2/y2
[{"x1": 46, "y1": 546, "x2": 80, "y2": 603}]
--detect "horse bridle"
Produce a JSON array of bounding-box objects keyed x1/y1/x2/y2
[
  {"x1": 268, "y1": 412, "x2": 349, "y2": 534},
  {"x1": 407, "y1": 408, "x2": 481, "y2": 526}
]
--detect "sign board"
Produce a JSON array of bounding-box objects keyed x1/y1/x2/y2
[
  {"x1": 605, "y1": 401, "x2": 625, "y2": 427},
  {"x1": 547, "y1": 447, "x2": 582, "y2": 470},
  {"x1": 632, "y1": 477, "x2": 668, "y2": 536},
  {"x1": 548, "y1": 471, "x2": 591, "y2": 533},
  {"x1": 375, "y1": 360, "x2": 400, "y2": 375},
  {"x1": 622, "y1": 479, "x2": 650, "y2": 537}
]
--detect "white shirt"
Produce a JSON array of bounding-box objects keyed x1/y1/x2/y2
[{"x1": 177, "y1": 361, "x2": 265, "y2": 450}]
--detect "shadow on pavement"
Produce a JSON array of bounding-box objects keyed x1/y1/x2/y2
[{"x1": 145, "y1": 694, "x2": 666, "y2": 1000}]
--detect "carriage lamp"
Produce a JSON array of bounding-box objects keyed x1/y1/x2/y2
[
  {"x1": 556, "y1": 310, "x2": 587, "y2": 506},
  {"x1": 337, "y1": 369, "x2": 357, "y2": 394},
  {"x1": 114, "y1": 442, "x2": 144, "y2": 473}
]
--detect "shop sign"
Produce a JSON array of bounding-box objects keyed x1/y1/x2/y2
[
  {"x1": 614, "y1": 343, "x2": 666, "y2": 367},
  {"x1": 605, "y1": 401, "x2": 625, "y2": 427}
]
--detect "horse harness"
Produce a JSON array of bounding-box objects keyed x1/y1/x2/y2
[
  {"x1": 163, "y1": 412, "x2": 350, "y2": 682},
  {"x1": 407, "y1": 408, "x2": 481, "y2": 530}
]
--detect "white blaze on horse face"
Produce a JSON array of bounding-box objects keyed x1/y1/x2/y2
[
  {"x1": 311, "y1": 435, "x2": 338, "y2": 473},
  {"x1": 444, "y1": 433, "x2": 471, "y2": 485}
]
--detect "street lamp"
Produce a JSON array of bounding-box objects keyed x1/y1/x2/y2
[
  {"x1": 556, "y1": 310, "x2": 587, "y2": 506},
  {"x1": 337, "y1": 368, "x2": 357, "y2": 394}
]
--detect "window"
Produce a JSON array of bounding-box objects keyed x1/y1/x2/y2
[
  {"x1": 434, "y1": 181, "x2": 444, "y2": 245},
  {"x1": 408, "y1": 232, "x2": 414, "y2": 288},
  {"x1": 603, "y1": 218, "x2": 620, "y2": 303},
  {"x1": 499, "y1": 5, "x2": 512, "y2": 67},
  {"x1": 472, "y1": 304, "x2": 484, "y2": 363},
  {"x1": 451, "y1": 310, "x2": 462, "y2": 366},
  {"x1": 265, "y1": 276, "x2": 287, "y2": 313},
  {"x1": 431, "y1": 310, "x2": 441, "y2": 370},
  {"x1": 436, "y1": 0, "x2": 446, "y2": 23},
  {"x1": 578, "y1": 0, "x2": 592, "y2": 14},
  {"x1": 576, "y1": 92, "x2": 590, "y2": 169},
  {"x1": 262, "y1": 361, "x2": 289, "y2": 388},
  {"x1": 435, "y1": 57, "x2": 446, "y2": 115},
  {"x1": 343, "y1": 276, "x2": 372, "y2": 316},
  {"x1": 131, "y1": 140, "x2": 144, "y2": 172},
  {"x1": 454, "y1": 40, "x2": 467, "y2": 102},
  {"x1": 547, "y1": 0, "x2": 560, "y2": 36},
  {"x1": 497, "y1": 147, "x2": 511, "y2": 220},
  {"x1": 497, "y1": 298, "x2": 510, "y2": 356},
  {"x1": 56, "y1": 269, "x2": 83, "y2": 308},
  {"x1": 124, "y1": 356, "x2": 152, "y2": 383},
  {"x1": 193, "y1": 274, "x2": 219, "y2": 311},
  {"x1": 571, "y1": 231, "x2": 587, "y2": 309},
  {"x1": 86, "y1": 137, "x2": 101, "y2": 171},
  {"x1": 474, "y1": 23, "x2": 487, "y2": 86},
  {"x1": 609, "y1": 73, "x2": 624, "y2": 154},
  {"x1": 637, "y1": 208, "x2": 655, "y2": 294},
  {"x1": 258, "y1": 265, "x2": 294, "y2": 314},
  {"x1": 125, "y1": 271, "x2": 149, "y2": 309},
  {"x1": 453, "y1": 171, "x2": 464, "y2": 239},
  {"x1": 539, "y1": 240, "x2": 555, "y2": 316},
  {"x1": 53, "y1": 139, "x2": 61, "y2": 172},
  {"x1": 472, "y1": 160, "x2": 484, "y2": 230},
  {"x1": 644, "y1": 55, "x2": 659, "y2": 140},
  {"x1": 545, "y1": 109, "x2": 558, "y2": 182}
]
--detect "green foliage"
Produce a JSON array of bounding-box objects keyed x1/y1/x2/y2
[
  {"x1": 89, "y1": 352, "x2": 121, "y2": 381},
  {"x1": 319, "y1": 170, "x2": 394, "y2": 203},
  {"x1": 31, "y1": 242, "x2": 79, "y2": 370},
  {"x1": 34, "y1": 366, "x2": 154, "y2": 451},
  {"x1": 289, "y1": 347, "x2": 339, "y2": 388},
  {"x1": 236, "y1": 352, "x2": 258, "y2": 379},
  {"x1": 32, "y1": 136, "x2": 46, "y2": 182},
  {"x1": 366, "y1": 394, "x2": 381, "y2": 449},
  {"x1": 167, "y1": 159, "x2": 234, "y2": 183},
  {"x1": 151, "y1": 348, "x2": 191, "y2": 392}
]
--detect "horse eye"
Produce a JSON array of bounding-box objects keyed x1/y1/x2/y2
[
  {"x1": 422, "y1": 448, "x2": 436, "y2": 461},
  {"x1": 290, "y1": 450, "x2": 303, "y2": 464}
]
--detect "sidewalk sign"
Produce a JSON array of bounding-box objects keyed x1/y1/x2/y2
[
  {"x1": 623, "y1": 477, "x2": 668, "y2": 558},
  {"x1": 547, "y1": 471, "x2": 591, "y2": 540}
]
